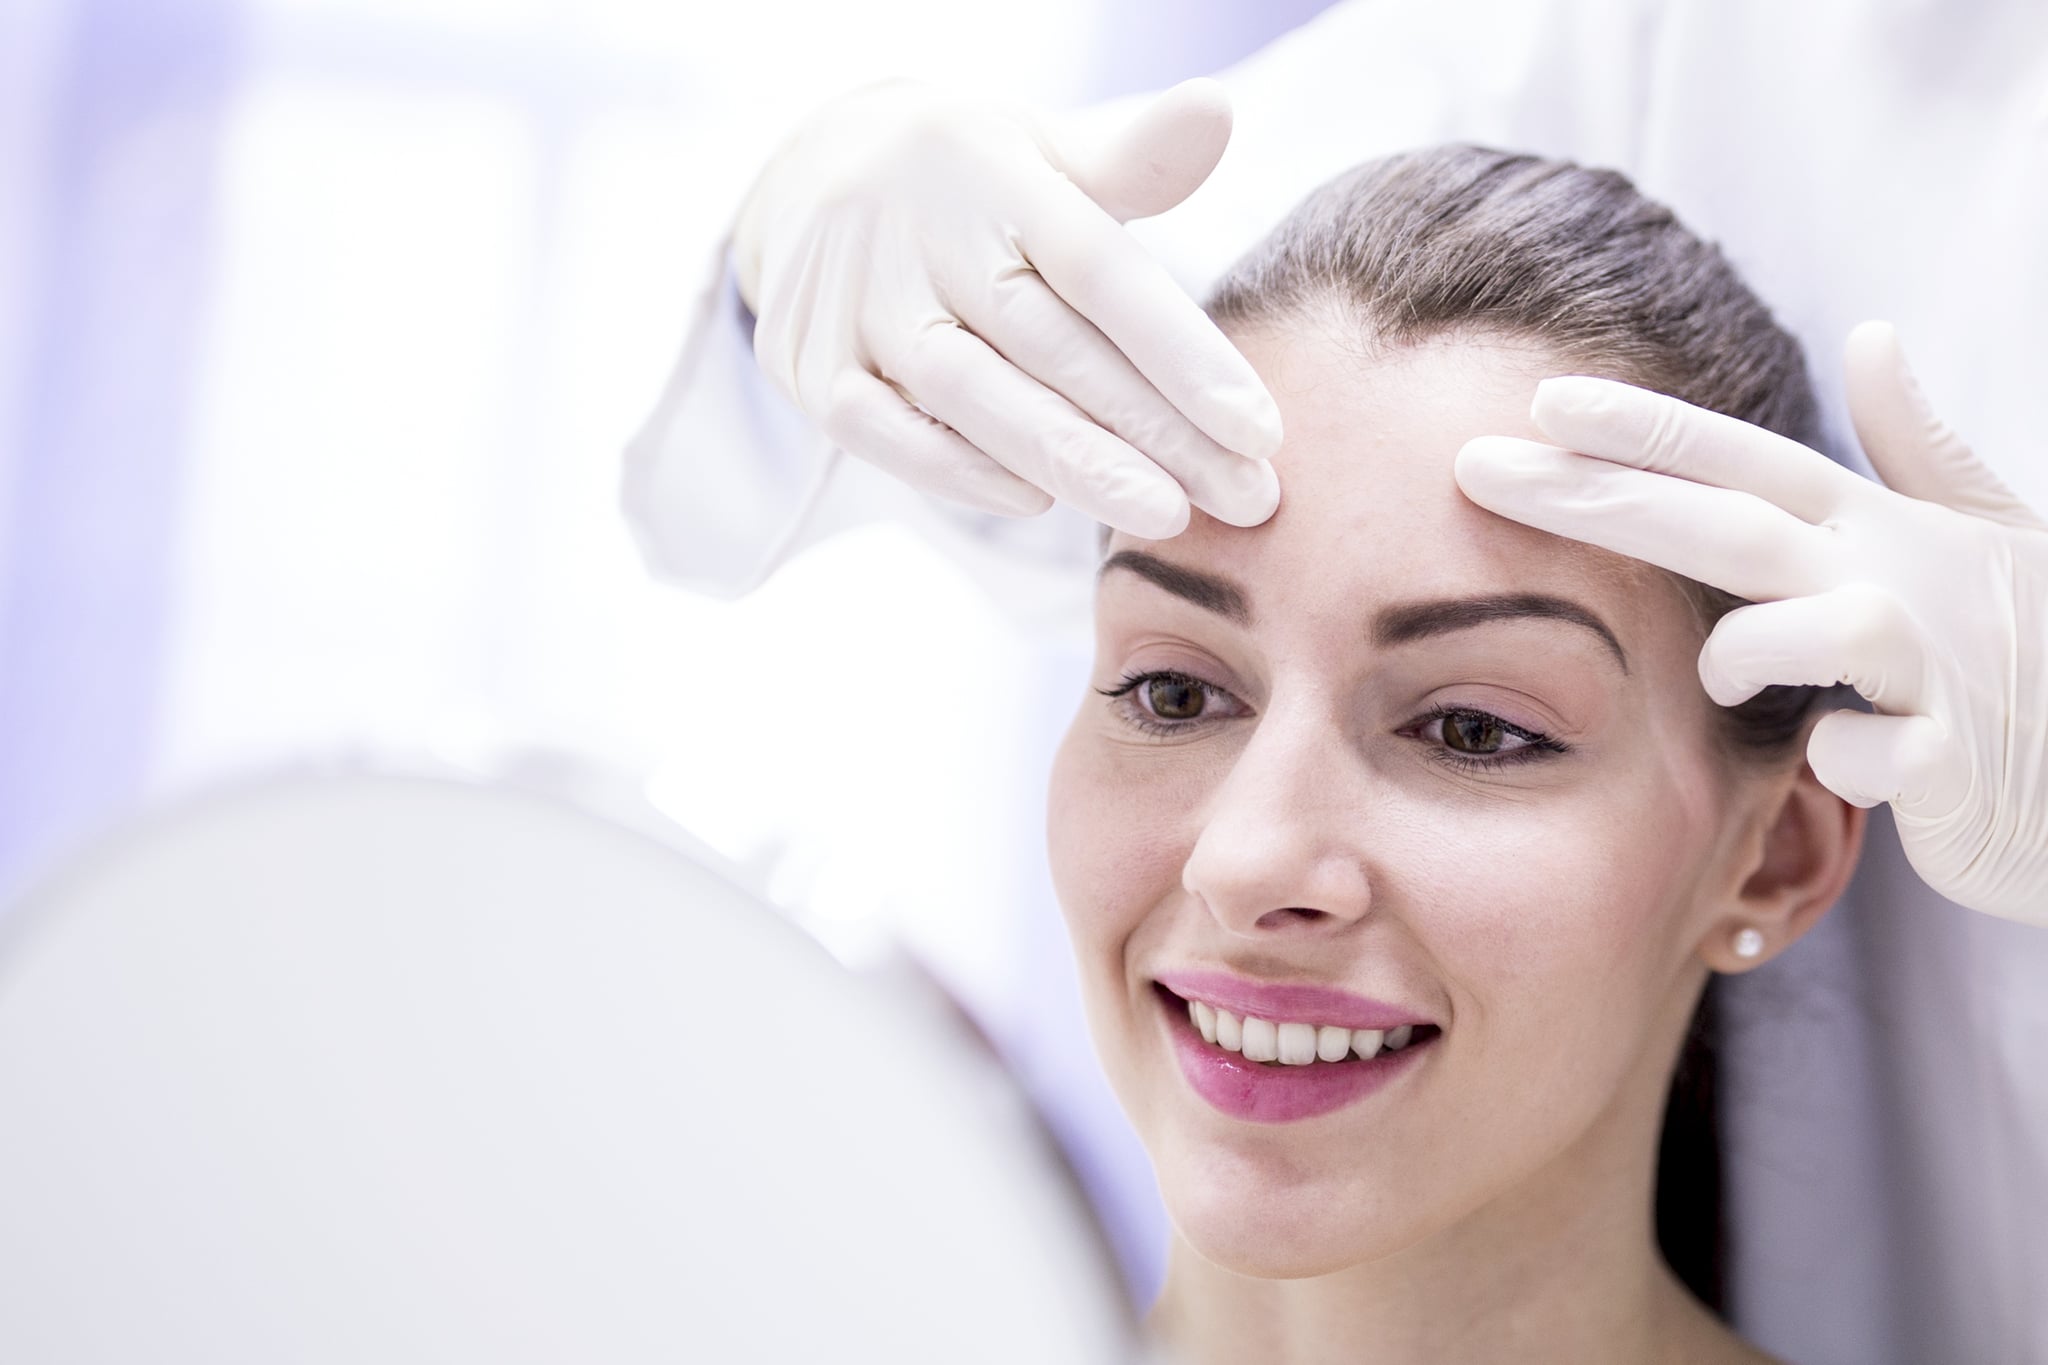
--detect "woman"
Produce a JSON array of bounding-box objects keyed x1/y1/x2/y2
[{"x1": 1046, "y1": 146, "x2": 1867, "y2": 1363}]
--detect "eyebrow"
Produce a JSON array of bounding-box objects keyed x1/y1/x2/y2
[{"x1": 1098, "y1": 549, "x2": 1630, "y2": 673}]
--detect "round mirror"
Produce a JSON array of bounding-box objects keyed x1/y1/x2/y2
[{"x1": 0, "y1": 769, "x2": 1142, "y2": 1364}]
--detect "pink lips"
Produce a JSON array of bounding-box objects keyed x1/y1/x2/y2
[
  {"x1": 1156, "y1": 983, "x2": 1431, "y2": 1123},
  {"x1": 1152, "y1": 970, "x2": 1439, "y2": 1124},
  {"x1": 1153, "y1": 968, "x2": 1429, "y2": 1033}
]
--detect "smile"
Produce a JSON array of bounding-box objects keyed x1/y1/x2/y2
[
  {"x1": 1186, "y1": 991, "x2": 1427, "y2": 1062},
  {"x1": 1154, "y1": 982, "x2": 1440, "y2": 1124}
]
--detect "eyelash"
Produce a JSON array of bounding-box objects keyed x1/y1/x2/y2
[{"x1": 1094, "y1": 669, "x2": 1571, "y2": 771}]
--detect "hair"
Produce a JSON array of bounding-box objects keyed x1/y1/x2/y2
[{"x1": 1169, "y1": 143, "x2": 1847, "y2": 1312}]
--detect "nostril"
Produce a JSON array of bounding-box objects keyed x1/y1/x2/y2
[{"x1": 1255, "y1": 906, "x2": 1327, "y2": 928}]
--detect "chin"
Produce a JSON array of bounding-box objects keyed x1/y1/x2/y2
[
  {"x1": 1172, "y1": 1210, "x2": 1384, "y2": 1281},
  {"x1": 1160, "y1": 1163, "x2": 1413, "y2": 1281}
]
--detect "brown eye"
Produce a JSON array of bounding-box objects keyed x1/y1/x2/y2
[
  {"x1": 1441, "y1": 711, "x2": 1505, "y2": 754},
  {"x1": 1145, "y1": 676, "x2": 1206, "y2": 720},
  {"x1": 1412, "y1": 706, "x2": 1564, "y2": 768},
  {"x1": 1095, "y1": 669, "x2": 1247, "y2": 738}
]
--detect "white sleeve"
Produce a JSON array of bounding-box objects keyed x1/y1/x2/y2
[
  {"x1": 618, "y1": 238, "x2": 843, "y2": 602},
  {"x1": 618, "y1": 240, "x2": 1103, "y2": 629}
]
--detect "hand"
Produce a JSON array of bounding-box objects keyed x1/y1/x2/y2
[
  {"x1": 1453, "y1": 321, "x2": 2048, "y2": 923},
  {"x1": 731, "y1": 77, "x2": 1282, "y2": 539}
]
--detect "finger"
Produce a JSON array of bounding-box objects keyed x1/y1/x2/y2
[
  {"x1": 1047, "y1": 78, "x2": 1232, "y2": 224},
  {"x1": 820, "y1": 369, "x2": 1053, "y2": 518},
  {"x1": 1843, "y1": 319, "x2": 2043, "y2": 529},
  {"x1": 1697, "y1": 584, "x2": 1933, "y2": 714},
  {"x1": 890, "y1": 320, "x2": 1193, "y2": 538},
  {"x1": 1806, "y1": 708, "x2": 1964, "y2": 816},
  {"x1": 1529, "y1": 375, "x2": 1869, "y2": 525},
  {"x1": 1455, "y1": 437, "x2": 1839, "y2": 601},
  {"x1": 957, "y1": 270, "x2": 1279, "y2": 527},
  {"x1": 1017, "y1": 168, "x2": 1283, "y2": 461}
]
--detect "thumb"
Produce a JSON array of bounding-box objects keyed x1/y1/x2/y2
[
  {"x1": 1843, "y1": 319, "x2": 2043, "y2": 529},
  {"x1": 1042, "y1": 78, "x2": 1233, "y2": 223},
  {"x1": 1805, "y1": 707, "x2": 1965, "y2": 815}
]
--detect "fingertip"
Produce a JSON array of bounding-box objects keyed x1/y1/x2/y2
[
  {"x1": 1845, "y1": 318, "x2": 1898, "y2": 353},
  {"x1": 1207, "y1": 384, "x2": 1283, "y2": 461},
  {"x1": 1098, "y1": 466, "x2": 1193, "y2": 540},
  {"x1": 1530, "y1": 374, "x2": 1623, "y2": 426},
  {"x1": 1083, "y1": 79, "x2": 1233, "y2": 220},
  {"x1": 1805, "y1": 748, "x2": 1880, "y2": 811},
  {"x1": 1451, "y1": 439, "x2": 1496, "y2": 494},
  {"x1": 1843, "y1": 319, "x2": 1907, "y2": 383},
  {"x1": 1805, "y1": 708, "x2": 1898, "y2": 810},
  {"x1": 1453, "y1": 435, "x2": 1555, "y2": 496},
  {"x1": 1249, "y1": 391, "x2": 1285, "y2": 458},
  {"x1": 1247, "y1": 457, "x2": 1280, "y2": 521},
  {"x1": 1128, "y1": 492, "x2": 1192, "y2": 541},
  {"x1": 1203, "y1": 457, "x2": 1280, "y2": 527},
  {"x1": 1533, "y1": 378, "x2": 1653, "y2": 459},
  {"x1": 1825, "y1": 776, "x2": 1890, "y2": 810},
  {"x1": 1695, "y1": 644, "x2": 1763, "y2": 709},
  {"x1": 1005, "y1": 483, "x2": 1057, "y2": 517},
  {"x1": 1456, "y1": 433, "x2": 1548, "y2": 463},
  {"x1": 1158, "y1": 76, "x2": 1233, "y2": 131}
]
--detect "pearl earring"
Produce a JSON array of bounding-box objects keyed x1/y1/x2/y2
[{"x1": 1731, "y1": 927, "x2": 1765, "y2": 961}]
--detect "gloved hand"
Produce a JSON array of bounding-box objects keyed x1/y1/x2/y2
[
  {"x1": 731, "y1": 77, "x2": 1282, "y2": 540},
  {"x1": 1454, "y1": 321, "x2": 2048, "y2": 924}
]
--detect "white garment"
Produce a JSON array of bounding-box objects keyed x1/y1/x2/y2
[{"x1": 623, "y1": 2, "x2": 2048, "y2": 1359}]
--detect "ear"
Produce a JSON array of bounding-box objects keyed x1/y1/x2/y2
[{"x1": 1698, "y1": 760, "x2": 1867, "y2": 974}]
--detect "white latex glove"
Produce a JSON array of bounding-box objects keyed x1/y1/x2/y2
[
  {"x1": 731, "y1": 77, "x2": 1283, "y2": 540},
  {"x1": 1454, "y1": 321, "x2": 2048, "y2": 924}
]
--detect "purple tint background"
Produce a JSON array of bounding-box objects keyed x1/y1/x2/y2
[
  {"x1": 0, "y1": 0, "x2": 1335, "y2": 1315},
  {"x1": 0, "y1": 0, "x2": 242, "y2": 903}
]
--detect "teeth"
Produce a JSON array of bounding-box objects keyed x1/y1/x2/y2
[
  {"x1": 1181, "y1": 997, "x2": 1425, "y2": 1065},
  {"x1": 1215, "y1": 1008, "x2": 1242, "y2": 1052},
  {"x1": 1240, "y1": 1016, "x2": 1279, "y2": 1062},
  {"x1": 1277, "y1": 1022, "x2": 1318, "y2": 1066}
]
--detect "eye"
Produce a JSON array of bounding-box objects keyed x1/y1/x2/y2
[
  {"x1": 1441, "y1": 710, "x2": 1512, "y2": 754},
  {"x1": 1095, "y1": 669, "x2": 1245, "y2": 738},
  {"x1": 1412, "y1": 704, "x2": 1568, "y2": 770}
]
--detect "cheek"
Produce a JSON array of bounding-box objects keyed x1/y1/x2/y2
[
  {"x1": 1048, "y1": 716, "x2": 1163, "y2": 949},
  {"x1": 1395, "y1": 759, "x2": 1712, "y2": 1044},
  {"x1": 1045, "y1": 717, "x2": 1198, "y2": 946},
  {"x1": 1046, "y1": 716, "x2": 1208, "y2": 1117}
]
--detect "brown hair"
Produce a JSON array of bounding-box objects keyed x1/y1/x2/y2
[{"x1": 1192, "y1": 143, "x2": 1844, "y2": 1312}]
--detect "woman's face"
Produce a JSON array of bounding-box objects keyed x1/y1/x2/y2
[{"x1": 1046, "y1": 328, "x2": 1780, "y2": 1278}]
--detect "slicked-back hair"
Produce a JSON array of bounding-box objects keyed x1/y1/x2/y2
[{"x1": 1207, "y1": 147, "x2": 1822, "y2": 453}]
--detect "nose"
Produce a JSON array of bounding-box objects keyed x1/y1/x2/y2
[{"x1": 1180, "y1": 696, "x2": 1374, "y2": 936}]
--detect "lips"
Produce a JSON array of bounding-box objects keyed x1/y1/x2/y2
[
  {"x1": 1154, "y1": 981, "x2": 1434, "y2": 1123},
  {"x1": 1153, "y1": 967, "x2": 1433, "y2": 1033}
]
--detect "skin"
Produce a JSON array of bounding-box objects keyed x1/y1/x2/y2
[{"x1": 1044, "y1": 320, "x2": 1865, "y2": 1365}]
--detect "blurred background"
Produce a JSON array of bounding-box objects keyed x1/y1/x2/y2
[{"x1": 0, "y1": 0, "x2": 1333, "y2": 1309}]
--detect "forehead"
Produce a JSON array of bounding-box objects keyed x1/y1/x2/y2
[{"x1": 1108, "y1": 327, "x2": 1675, "y2": 644}]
